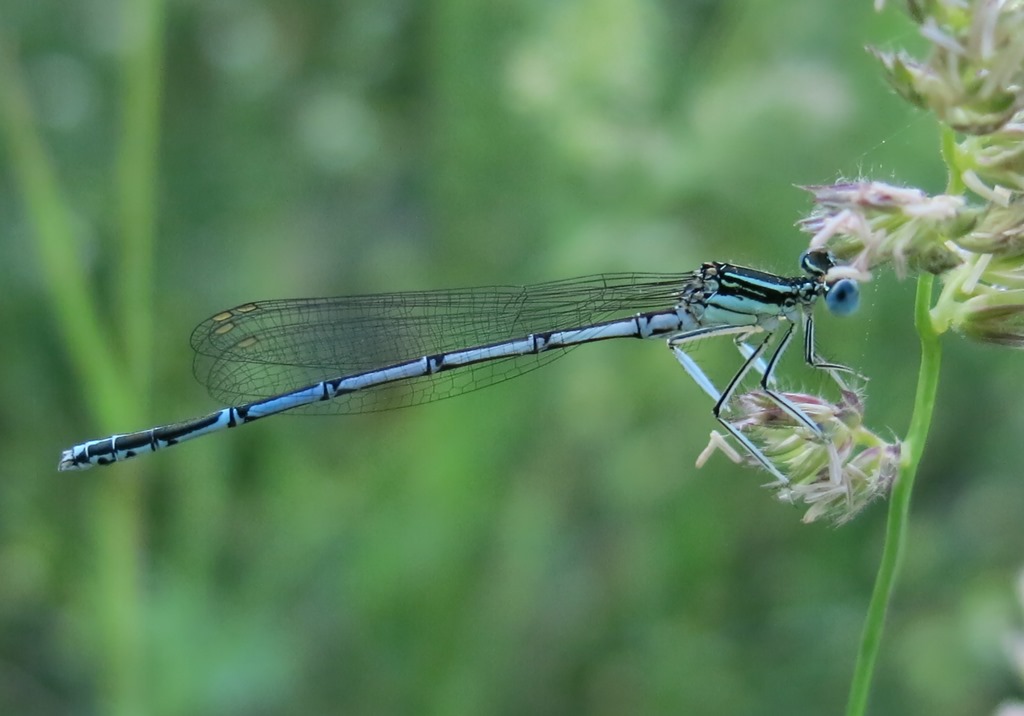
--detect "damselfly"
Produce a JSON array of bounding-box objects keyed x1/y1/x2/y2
[{"x1": 58, "y1": 250, "x2": 861, "y2": 483}]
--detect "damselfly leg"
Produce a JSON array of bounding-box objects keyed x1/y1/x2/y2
[{"x1": 669, "y1": 312, "x2": 853, "y2": 485}]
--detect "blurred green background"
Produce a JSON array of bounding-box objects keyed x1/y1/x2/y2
[{"x1": 3, "y1": 0, "x2": 1024, "y2": 714}]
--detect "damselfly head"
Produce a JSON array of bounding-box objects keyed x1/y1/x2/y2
[
  {"x1": 800, "y1": 249, "x2": 837, "y2": 276},
  {"x1": 800, "y1": 249, "x2": 860, "y2": 316}
]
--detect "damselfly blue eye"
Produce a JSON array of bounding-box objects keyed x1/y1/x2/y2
[{"x1": 826, "y1": 278, "x2": 860, "y2": 316}]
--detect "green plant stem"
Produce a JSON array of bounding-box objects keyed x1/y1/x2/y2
[
  {"x1": 0, "y1": 40, "x2": 131, "y2": 426},
  {"x1": 845, "y1": 273, "x2": 941, "y2": 716},
  {"x1": 0, "y1": 36, "x2": 150, "y2": 716},
  {"x1": 116, "y1": 0, "x2": 165, "y2": 397}
]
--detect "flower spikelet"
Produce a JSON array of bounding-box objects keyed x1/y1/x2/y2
[
  {"x1": 800, "y1": 180, "x2": 969, "y2": 276},
  {"x1": 871, "y1": 0, "x2": 1024, "y2": 136},
  {"x1": 701, "y1": 388, "x2": 900, "y2": 524}
]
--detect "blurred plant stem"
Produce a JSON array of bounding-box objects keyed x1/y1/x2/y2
[
  {"x1": 117, "y1": 0, "x2": 165, "y2": 398},
  {"x1": 0, "y1": 0, "x2": 165, "y2": 710},
  {"x1": 0, "y1": 42, "x2": 127, "y2": 419}
]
